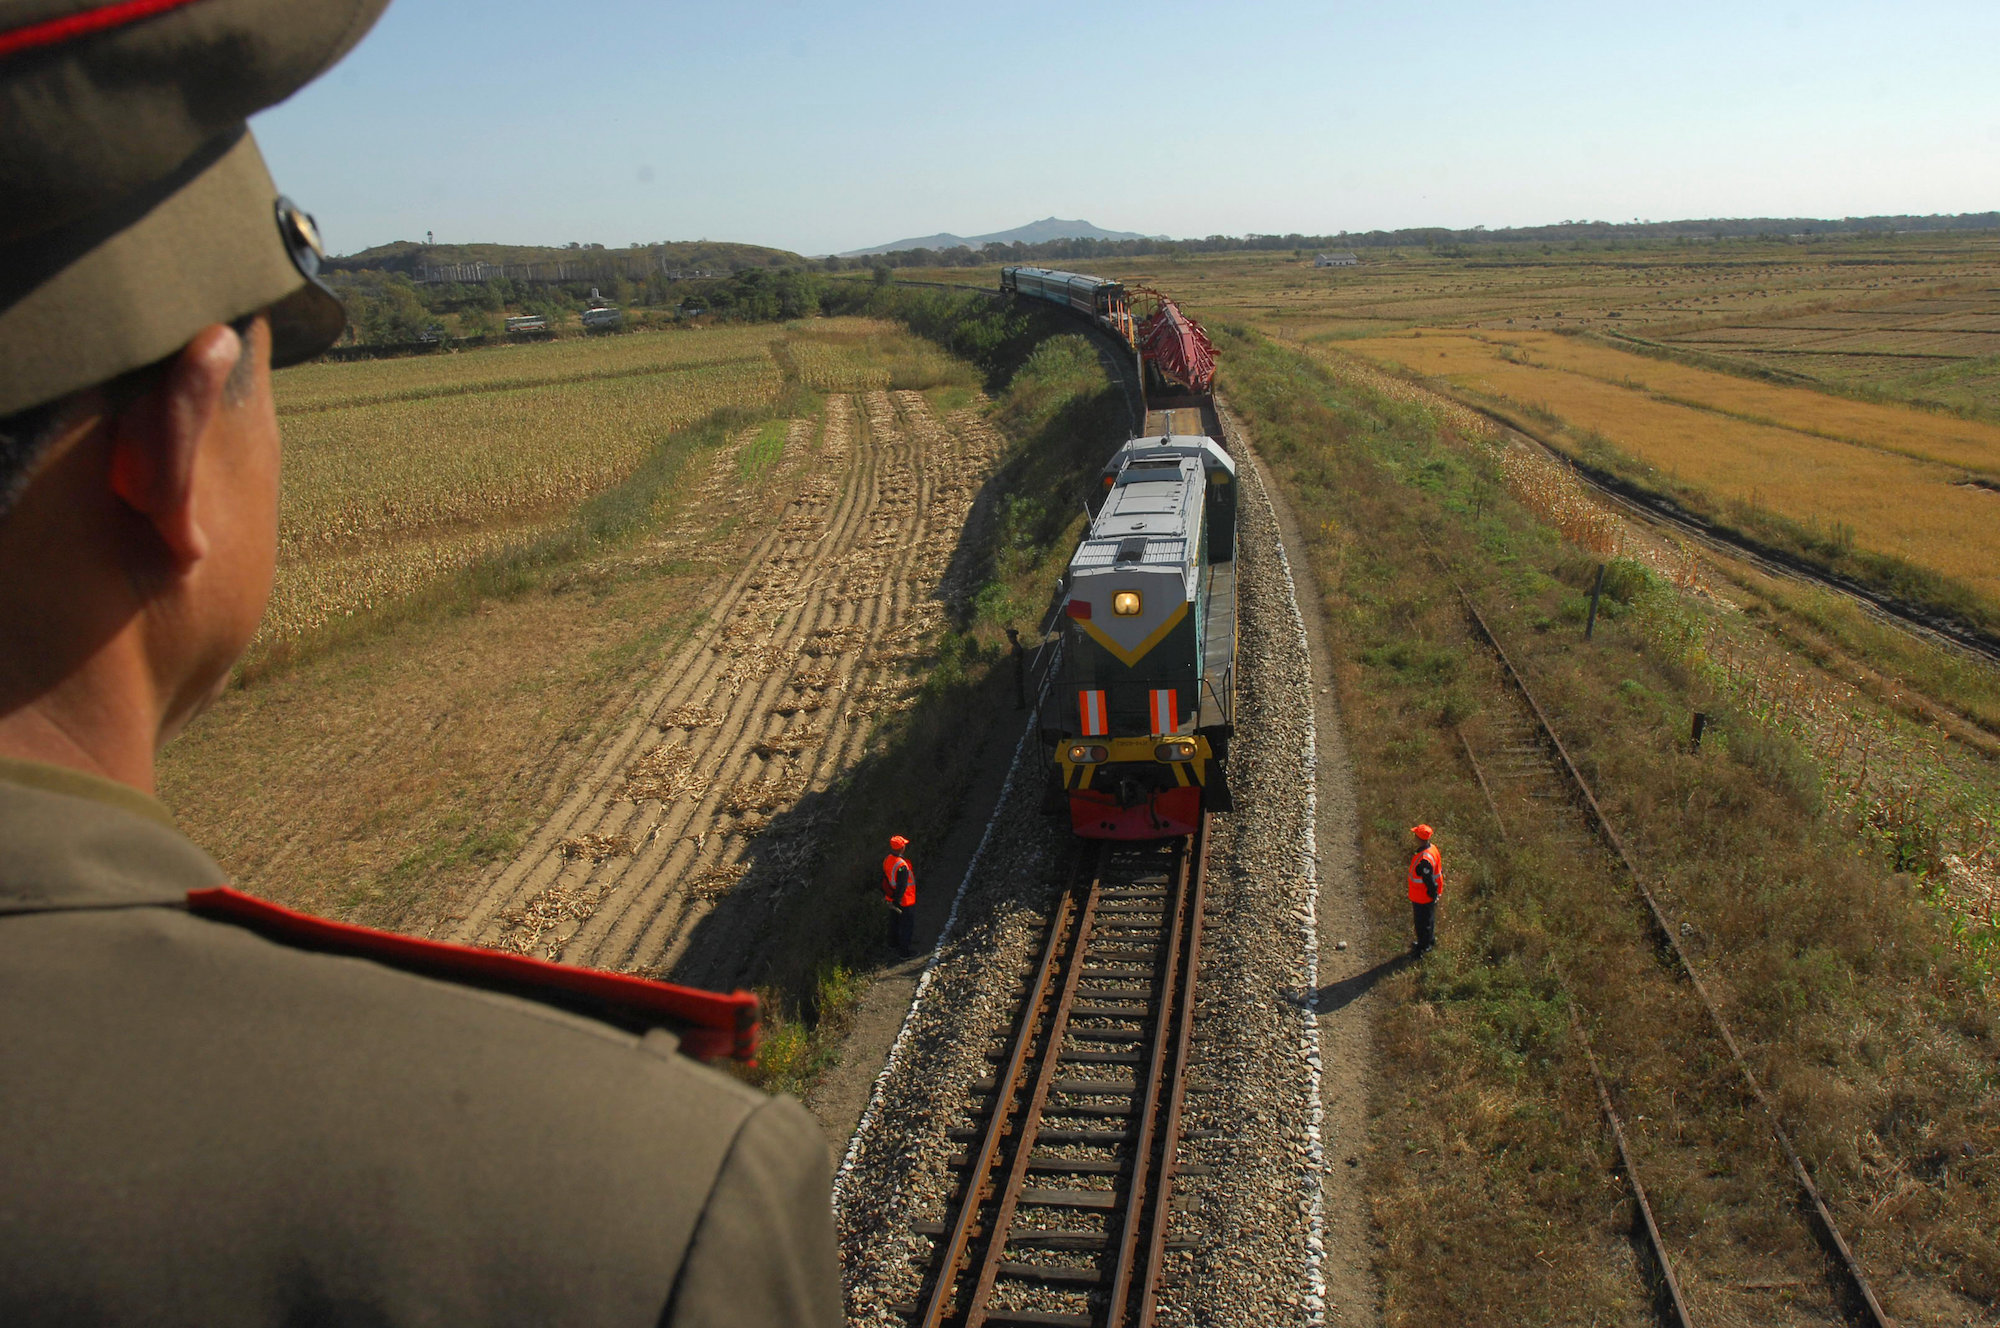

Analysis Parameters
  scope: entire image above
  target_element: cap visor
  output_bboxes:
[0,129,328,414]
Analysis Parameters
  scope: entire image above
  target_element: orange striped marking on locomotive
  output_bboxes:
[1079,689,1108,736]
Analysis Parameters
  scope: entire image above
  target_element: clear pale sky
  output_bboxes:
[249,0,2000,259]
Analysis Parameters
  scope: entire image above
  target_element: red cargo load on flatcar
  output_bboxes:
[1137,298,1216,394]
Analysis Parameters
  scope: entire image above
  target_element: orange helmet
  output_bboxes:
[1410,824,1433,840]
[888,835,909,852]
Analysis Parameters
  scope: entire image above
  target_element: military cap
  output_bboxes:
[0,0,391,416]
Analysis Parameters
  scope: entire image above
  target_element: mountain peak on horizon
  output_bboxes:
[837,217,1154,258]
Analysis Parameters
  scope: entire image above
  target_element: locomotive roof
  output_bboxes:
[1069,454,1202,584]
[1107,433,1235,477]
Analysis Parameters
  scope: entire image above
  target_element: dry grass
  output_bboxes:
[1342,330,2000,604]
[1221,326,2000,1323]
[1349,329,2000,474]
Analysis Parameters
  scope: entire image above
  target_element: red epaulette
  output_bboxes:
[186,887,760,1064]
[0,0,211,59]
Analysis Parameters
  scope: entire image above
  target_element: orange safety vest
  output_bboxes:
[1407,844,1442,904]
[882,854,916,908]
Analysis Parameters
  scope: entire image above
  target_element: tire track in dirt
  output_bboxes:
[444,390,1001,989]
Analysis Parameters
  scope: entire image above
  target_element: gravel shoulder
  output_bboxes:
[1220,400,1381,1327]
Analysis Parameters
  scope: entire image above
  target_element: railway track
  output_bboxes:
[1472,401,2000,669]
[1427,533,1895,1327]
[908,820,1211,1328]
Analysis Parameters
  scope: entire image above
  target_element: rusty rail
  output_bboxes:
[1422,533,1893,1328]
[914,820,1207,1328]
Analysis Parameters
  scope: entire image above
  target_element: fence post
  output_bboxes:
[1690,712,1708,753]
[1585,563,1606,639]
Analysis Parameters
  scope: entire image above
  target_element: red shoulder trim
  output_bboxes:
[185,887,760,1065]
[0,0,209,59]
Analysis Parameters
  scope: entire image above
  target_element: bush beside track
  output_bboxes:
[1217,327,1998,1322]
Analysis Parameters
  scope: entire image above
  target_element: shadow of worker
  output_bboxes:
[1313,952,1413,1014]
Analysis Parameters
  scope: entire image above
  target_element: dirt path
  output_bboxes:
[438,390,1002,987]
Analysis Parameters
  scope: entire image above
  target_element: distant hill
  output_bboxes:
[839,217,1157,258]
[325,239,805,277]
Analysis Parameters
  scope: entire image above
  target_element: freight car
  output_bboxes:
[1041,431,1236,838]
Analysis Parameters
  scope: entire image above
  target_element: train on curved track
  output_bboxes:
[1001,266,1238,840]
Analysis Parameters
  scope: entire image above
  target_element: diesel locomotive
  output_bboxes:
[1003,264,1240,839]
[1039,432,1237,838]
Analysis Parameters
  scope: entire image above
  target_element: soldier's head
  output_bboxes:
[0,0,389,773]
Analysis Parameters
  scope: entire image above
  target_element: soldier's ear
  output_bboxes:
[107,324,243,569]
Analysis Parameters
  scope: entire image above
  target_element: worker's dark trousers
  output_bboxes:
[1411,900,1436,954]
[891,903,916,956]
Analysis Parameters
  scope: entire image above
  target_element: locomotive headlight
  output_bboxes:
[1068,744,1108,764]
[1155,739,1198,762]
[1112,591,1142,616]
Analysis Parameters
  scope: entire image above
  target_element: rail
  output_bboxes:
[913,819,1208,1328]
[1420,530,1893,1328]
[1469,399,2000,668]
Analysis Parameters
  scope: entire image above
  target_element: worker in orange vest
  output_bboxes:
[882,835,917,957]
[1408,825,1443,956]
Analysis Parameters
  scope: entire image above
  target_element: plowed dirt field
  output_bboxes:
[439,388,1002,988]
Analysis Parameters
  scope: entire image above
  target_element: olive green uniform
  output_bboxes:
[0,761,843,1326]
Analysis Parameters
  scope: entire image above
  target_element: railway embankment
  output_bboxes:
[832,389,1368,1327]
[1219,326,1998,1324]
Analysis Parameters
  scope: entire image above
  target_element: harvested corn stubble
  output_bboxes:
[660,703,723,729]
[754,727,824,759]
[558,833,634,861]
[805,626,866,656]
[685,862,750,901]
[620,742,712,804]
[497,882,601,955]
[720,771,806,815]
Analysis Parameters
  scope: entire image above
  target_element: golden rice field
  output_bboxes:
[1337,329,2000,603]
[1355,329,2000,475]
[262,320,927,647]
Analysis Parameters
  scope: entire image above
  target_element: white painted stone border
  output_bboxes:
[1242,446,1330,1327]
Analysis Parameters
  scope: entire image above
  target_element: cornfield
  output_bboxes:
[260,330,789,651]
[782,319,972,393]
